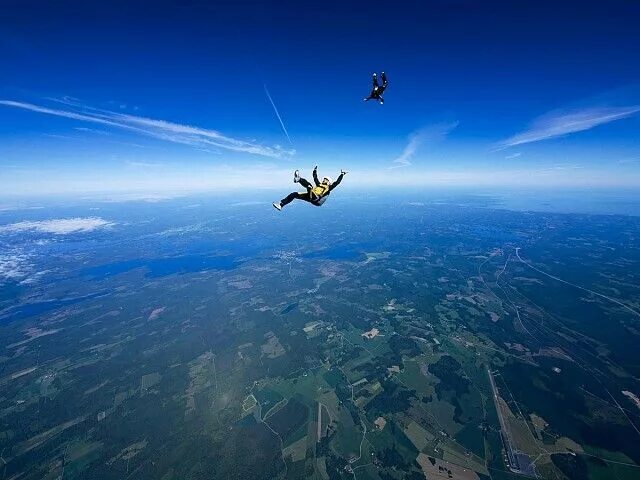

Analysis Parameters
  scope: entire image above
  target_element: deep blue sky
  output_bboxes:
[1,0,640,194]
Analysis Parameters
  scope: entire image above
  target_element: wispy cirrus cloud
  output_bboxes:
[126,161,161,168]
[74,126,111,135]
[617,157,640,165]
[43,133,74,140]
[0,99,295,159]
[390,122,458,169]
[533,163,583,175]
[498,105,640,149]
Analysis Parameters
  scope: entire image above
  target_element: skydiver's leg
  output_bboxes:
[378,78,387,95]
[280,191,312,207]
[377,72,388,97]
[298,177,313,189]
[280,192,303,207]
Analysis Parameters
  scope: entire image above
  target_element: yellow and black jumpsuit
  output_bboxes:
[279,168,345,207]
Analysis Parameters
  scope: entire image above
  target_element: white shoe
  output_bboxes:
[273,202,282,211]
[293,170,300,183]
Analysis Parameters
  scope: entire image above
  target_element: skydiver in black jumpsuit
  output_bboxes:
[363,72,388,104]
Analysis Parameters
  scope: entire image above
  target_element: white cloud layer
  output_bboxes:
[0,248,51,285]
[347,165,640,188]
[499,106,640,148]
[0,252,32,282]
[0,100,294,159]
[0,217,114,235]
[4,158,640,196]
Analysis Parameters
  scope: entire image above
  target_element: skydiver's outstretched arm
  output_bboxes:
[328,171,346,192]
[313,166,321,186]
[372,73,379,88]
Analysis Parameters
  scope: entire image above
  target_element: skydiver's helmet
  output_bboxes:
[322,176,332,185]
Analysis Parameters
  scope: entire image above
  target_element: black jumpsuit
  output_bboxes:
[364,72,388,104]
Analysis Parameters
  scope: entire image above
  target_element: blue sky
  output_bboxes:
[1,0,640,195]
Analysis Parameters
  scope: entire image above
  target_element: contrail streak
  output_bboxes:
[263,84,292,144]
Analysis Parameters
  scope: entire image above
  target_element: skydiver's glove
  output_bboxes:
[341,170,348,175]
[314,165,318,171]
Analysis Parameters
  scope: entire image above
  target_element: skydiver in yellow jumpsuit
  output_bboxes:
[273,166,347,210]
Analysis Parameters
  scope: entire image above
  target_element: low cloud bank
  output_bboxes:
[0,217,114,235]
